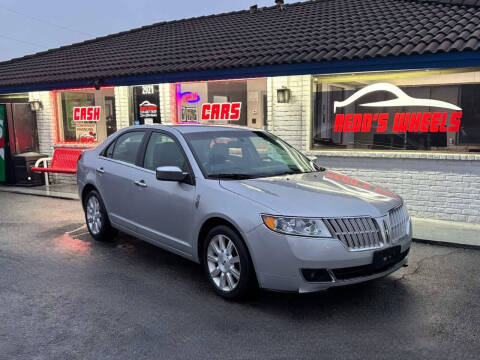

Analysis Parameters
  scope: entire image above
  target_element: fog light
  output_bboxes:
[301,269,332,283]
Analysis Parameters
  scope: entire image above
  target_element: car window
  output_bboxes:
[104,140,115,158]
[184,130,318,178]
[143,132,187,171]
[111,132,145,165]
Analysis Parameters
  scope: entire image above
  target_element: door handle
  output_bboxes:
[96,167,105,174]
[134,180,147,188]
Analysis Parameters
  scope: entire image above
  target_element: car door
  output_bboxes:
[96,130,146,230]
[130,130,196,256]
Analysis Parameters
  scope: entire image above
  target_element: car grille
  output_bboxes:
[323,217,383,251]
[324,205,409,251]
[387,205,409,244]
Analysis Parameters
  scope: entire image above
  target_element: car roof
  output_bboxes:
[130,124,258,134]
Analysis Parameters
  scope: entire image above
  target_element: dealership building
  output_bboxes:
[1,0,480,245]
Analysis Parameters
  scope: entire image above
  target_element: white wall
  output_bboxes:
[267,75,311,152]
[314,155,480,224]
[114,86,131,130]
[29,91,54,156]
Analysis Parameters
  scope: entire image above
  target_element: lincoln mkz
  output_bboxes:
[77,125,412,299]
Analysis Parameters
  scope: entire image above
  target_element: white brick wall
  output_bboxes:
[267,75,311,152]
[29,91,54,156]
[160,83,172,124]
[114,86,130,129]
[312,156,480,224]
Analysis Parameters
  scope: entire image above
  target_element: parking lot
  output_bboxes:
[0,192,479,360]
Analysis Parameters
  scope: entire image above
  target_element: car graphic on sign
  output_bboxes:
[334,83,462,113]
[139,101,158,111]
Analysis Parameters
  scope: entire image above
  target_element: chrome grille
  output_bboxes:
[388,205,409,244]
[324,217,383,251]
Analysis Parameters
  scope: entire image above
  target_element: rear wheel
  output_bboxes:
[202,225,257,300]
[84,190,117,242]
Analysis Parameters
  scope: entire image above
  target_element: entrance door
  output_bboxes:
[105,97,117,137]
[9,103,39,154]
[0,103,39,184]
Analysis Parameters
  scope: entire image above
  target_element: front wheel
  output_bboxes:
[84,190,117,242]
[202,225,257,300]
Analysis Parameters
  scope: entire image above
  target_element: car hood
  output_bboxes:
[219,170,402,218]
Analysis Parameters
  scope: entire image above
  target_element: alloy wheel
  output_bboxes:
[86,196,102,235]
[207,234,241,292]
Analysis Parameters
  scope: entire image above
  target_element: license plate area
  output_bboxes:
[372,246,401,270]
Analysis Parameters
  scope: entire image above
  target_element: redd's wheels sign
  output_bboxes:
[139,101,158,119]
[333,83,463,133]
[201,102,242,121]
[73,106,101,121]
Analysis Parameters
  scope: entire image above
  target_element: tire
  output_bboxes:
[84,190,118,242]
[202,225,257,300]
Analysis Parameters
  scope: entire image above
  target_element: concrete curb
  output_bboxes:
[0,186,78,201]
[411,217,480,248]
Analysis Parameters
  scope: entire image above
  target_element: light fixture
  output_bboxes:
[277,87,291,103]
[29,100,42,111]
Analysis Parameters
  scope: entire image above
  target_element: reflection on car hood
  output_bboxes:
[219,171,402,218]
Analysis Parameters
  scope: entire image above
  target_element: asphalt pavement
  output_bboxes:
[0,192,479,360]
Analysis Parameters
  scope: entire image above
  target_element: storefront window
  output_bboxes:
[312,68,480,152]
[171,79,267,129]
[55,88,116,145]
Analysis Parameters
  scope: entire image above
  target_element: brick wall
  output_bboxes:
[114,86,130,130]
[267,75,311,152]
[29,92,54,156]
[312,155,480,224]
[160,83,172,124]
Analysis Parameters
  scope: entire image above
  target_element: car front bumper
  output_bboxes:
[245,223,412,293]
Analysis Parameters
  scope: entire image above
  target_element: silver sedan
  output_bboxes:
[77,125,412,300]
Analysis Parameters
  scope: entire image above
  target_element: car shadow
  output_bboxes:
[81,230,414,323]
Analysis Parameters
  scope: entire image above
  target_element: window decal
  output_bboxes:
[201,102,242,121]
[332,83,463,134]
[73,106,101,122]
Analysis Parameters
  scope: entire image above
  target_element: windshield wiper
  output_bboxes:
[208,173,257,180]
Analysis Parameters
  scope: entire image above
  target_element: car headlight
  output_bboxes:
[262,215,332,238]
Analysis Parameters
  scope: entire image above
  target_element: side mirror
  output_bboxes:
[156,166,188,183]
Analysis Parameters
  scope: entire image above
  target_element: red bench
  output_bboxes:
[31,148,84,185]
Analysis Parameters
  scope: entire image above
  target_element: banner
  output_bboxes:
[0,105,5,182]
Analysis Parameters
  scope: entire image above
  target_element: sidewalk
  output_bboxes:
[0,184,79,200]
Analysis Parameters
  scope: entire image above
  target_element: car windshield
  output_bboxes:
[183,130,320,179]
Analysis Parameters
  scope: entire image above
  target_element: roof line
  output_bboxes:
[2,50,480,95]
[0,0,320,67]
